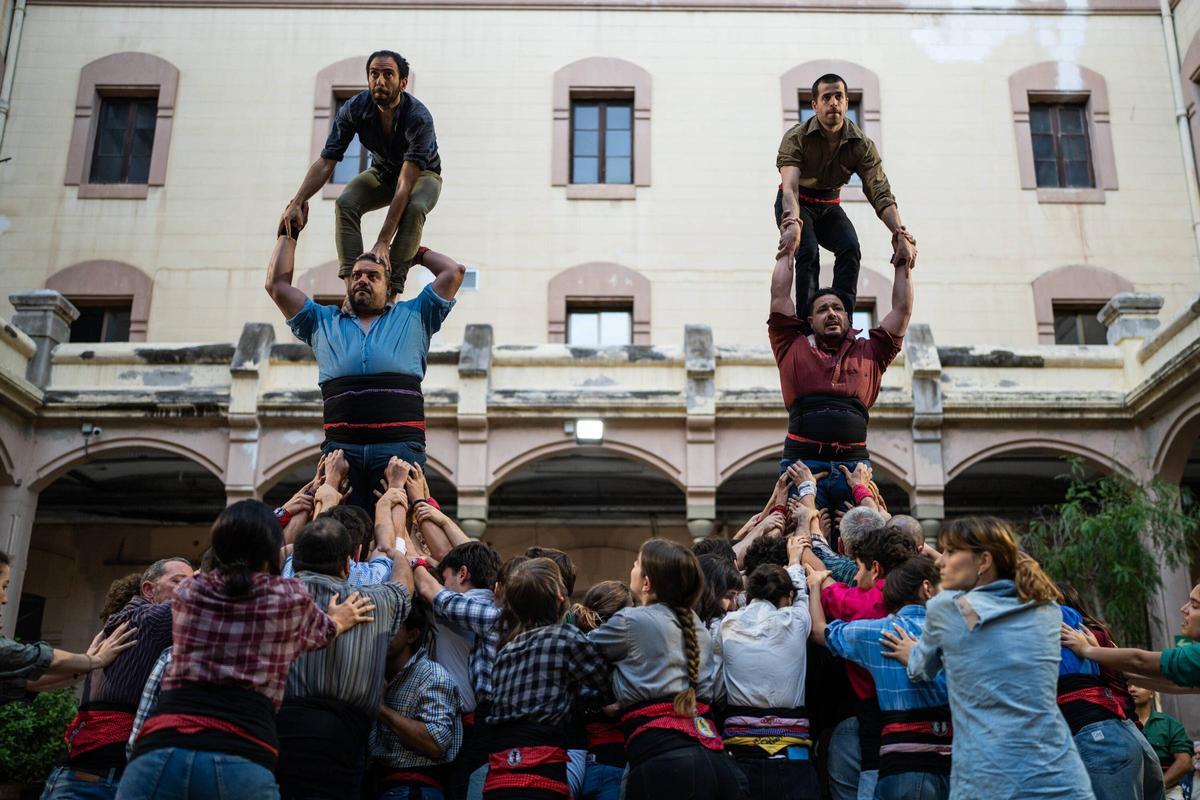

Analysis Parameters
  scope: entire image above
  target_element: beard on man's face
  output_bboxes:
[372,85,399,107]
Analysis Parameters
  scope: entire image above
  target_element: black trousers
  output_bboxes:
[731,752,821,800]
[773,189,861,315]
[625,741,747,800]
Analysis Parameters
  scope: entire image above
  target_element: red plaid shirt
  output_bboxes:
[163,571,337,708]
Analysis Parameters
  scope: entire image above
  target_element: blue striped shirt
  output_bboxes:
[825,604,948,711]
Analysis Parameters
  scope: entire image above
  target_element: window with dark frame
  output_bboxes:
[799,93,863,187]
[566,301,633,347]
[1051,303,1107,345]
[330,94,372,185]
[89,96,157,184]
[68,300,133,343]
[1030,101,1095,189]
[570,98,633,185]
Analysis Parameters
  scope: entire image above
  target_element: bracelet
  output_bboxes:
[852,484,873,504]
[769,505,788,517]
[415,246,430,265]
[274,507,293,528]
[796,481,815,499]
[412,498,428,507]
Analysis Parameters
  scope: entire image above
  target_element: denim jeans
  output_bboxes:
[323,439,427,512]
[780,458,871,521]
[581,762,624,800]
[466,764,486,800]
[874,771,948,800]
[826,716,861,800]
[1074,718,1164,800]
[41,767,120,800]
[378,788,445,800]
[773,189,861,314]
[115,747,280,800]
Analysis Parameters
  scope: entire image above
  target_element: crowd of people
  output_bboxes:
[1,451,1199,800]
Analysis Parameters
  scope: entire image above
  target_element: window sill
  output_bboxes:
[1035,187,1106,204]
[77,183,151,200]
[565,184,636,201]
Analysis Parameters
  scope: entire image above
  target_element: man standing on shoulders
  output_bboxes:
[775,73,915,314]
[265,202,465,510]
[283,49,441,297]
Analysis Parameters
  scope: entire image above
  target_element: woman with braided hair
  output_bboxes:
[588,538,747,800]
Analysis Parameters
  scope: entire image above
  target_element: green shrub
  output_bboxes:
[0,688,75,783]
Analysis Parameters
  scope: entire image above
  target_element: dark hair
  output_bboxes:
[352,253,393,286]
[198,547,217,573]
[210,500,283,597]
[404,598,433,649]
[882,556,940,613]
[746,564,796,607]
[809,287,854,317]
[496,555,531,600]
[692,537,736,563]
[696,554,743,625]
[742,535,788,577]
[853,527,919,579]
[319,505,374,558]
[499,558,567,646]
[938,516,1060,603]
[440,541,501,590]
[293,517,354,576]
[0,550,8,566]
[525,547,576,596]
[366,50,410,79]
[637,539,705,716]
[810,73,847,99]
[570,580,634,633]
[1056,581,1108,631]
[100,572,143,621]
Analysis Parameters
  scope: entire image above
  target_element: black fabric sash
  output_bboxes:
[784,395,870,461]
[133,684,279,771]
[1056,673,1124,736]
[275,696,372,800]
[321,373,425,445]
[878,705,952,778]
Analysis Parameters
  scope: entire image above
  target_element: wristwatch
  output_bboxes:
[409,557,430,571]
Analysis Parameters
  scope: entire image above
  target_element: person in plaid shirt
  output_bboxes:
[116,501,376,800]
[482,558,609,800]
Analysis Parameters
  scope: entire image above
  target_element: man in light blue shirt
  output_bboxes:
[266,203,466,509]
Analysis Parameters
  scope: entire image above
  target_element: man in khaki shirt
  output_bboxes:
[775,73,915,318]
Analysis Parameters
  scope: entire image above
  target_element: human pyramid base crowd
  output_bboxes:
[5,48,1200,800]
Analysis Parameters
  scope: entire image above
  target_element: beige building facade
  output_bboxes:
[0,0,1198,719]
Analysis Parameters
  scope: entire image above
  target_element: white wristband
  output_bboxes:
[394,537,407,557]
[796,481,816,499]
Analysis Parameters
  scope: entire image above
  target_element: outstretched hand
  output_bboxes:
[1060,623,1098,657]
[278,201,309,240]
[91,621,139,667]
[328,591,376,634]
[880,624,919,666]
[839,462,872,491]
[891,230,917,270]
[777,218,802,260]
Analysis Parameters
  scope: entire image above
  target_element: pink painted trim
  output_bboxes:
[1182,34,1200,192]
[65,52,179,197]
[551,57,651,189]
[45,260,154,342]
[1030,264,1132,343]
[546,262,651,344]
[1008,62,1117,196]
[297,260,346,299]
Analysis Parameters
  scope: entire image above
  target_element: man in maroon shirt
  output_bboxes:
[768,230,914,514]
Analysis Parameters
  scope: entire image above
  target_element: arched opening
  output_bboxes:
[26,452,225,651]
[485,451,688,596]
[943,449,1108,524]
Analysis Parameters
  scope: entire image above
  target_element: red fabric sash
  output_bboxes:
[138,713,279,757]
[621,702,724,752]
[384,770,442,790]
[484,746,569,796]
[786,432,867,452]
[1057,686,1127,721]
[323,420,427,432]
[882,720,954,738]
[65,710,135,757]
[796,192,842,205]
[584,721,625,748]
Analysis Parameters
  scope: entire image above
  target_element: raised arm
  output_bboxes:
[1061,625,1164,678]
[284,158,337,227]
[879,260,913,338]
[265,206,311,320]
[770,250,798,318]
[419,248,467,301]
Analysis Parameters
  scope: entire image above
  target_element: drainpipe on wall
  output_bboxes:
[1162,0,1200,273]
[0,0,27,155]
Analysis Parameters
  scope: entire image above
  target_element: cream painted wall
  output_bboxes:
[0,6,1196,350]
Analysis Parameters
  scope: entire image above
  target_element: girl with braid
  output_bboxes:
[588,539,747,800]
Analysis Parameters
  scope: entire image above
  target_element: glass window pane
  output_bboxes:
[1065,160,1093,188]
[69,306,106,343]
[567,312,600,347]
[1032,133,1056,161]
[852,309,873,333]
[846,102,861,126]
[573,130,599,157]
[605,157,631,184]
[97,125,125,157]
[1053,312,1082,345]
[1080,314,1107,345]
[605,129,631,158]
[605,105,631,130]
[573,104,599,130]
[89,156,122,184]
[332,135,364,183]
[1061,135,1089,163]
[1059,106,1085,134]
[1035,160,1060,188]
[102,309,132,343]
[800,106,815,123]
[135,100,157,130]
[131,126,154,158]
[598,311,632,346]
[1030,106,1052,134]
[127,154,151,184]
[572,157,598,184]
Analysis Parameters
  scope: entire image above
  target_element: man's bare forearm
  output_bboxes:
[291,158,336,206]
[778,167,801,224]
[376,182,413,246]
[880,205,905,235]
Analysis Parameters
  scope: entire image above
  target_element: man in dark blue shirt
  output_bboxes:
[284,50,442,296]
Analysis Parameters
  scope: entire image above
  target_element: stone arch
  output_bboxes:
[489,439,685,496]
[1030,265,1133,343]
[945,438,1124,483]
[546,262,651,344]
[718,440,912,495]
[46,260,154,341]
[33,437,224,493]
[1153,399,1200,485]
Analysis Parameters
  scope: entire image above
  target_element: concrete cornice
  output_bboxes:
[24,0,1161,13]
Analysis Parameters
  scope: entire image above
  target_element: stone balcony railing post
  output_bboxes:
[9,290,78,388]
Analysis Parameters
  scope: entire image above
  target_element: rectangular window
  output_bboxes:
[69,301,133,343]
[852,304,875,340]
[331,95,372,184]
[89,96,157,184]
[800,95,862,187]
[1052,304,1107,345]
[570,99,633,184]
[1030,103,1094,189]
[566,304,633,347]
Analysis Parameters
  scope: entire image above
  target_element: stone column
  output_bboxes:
[457,325,492,538]
[0,484,39,638]
[684,325,716,540]
[9,290,78,388]
[226,322,274,502]
[904,324,946,542]
[1099,293,1163,345]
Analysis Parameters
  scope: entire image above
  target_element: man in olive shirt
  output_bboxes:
[775,73,916,315]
